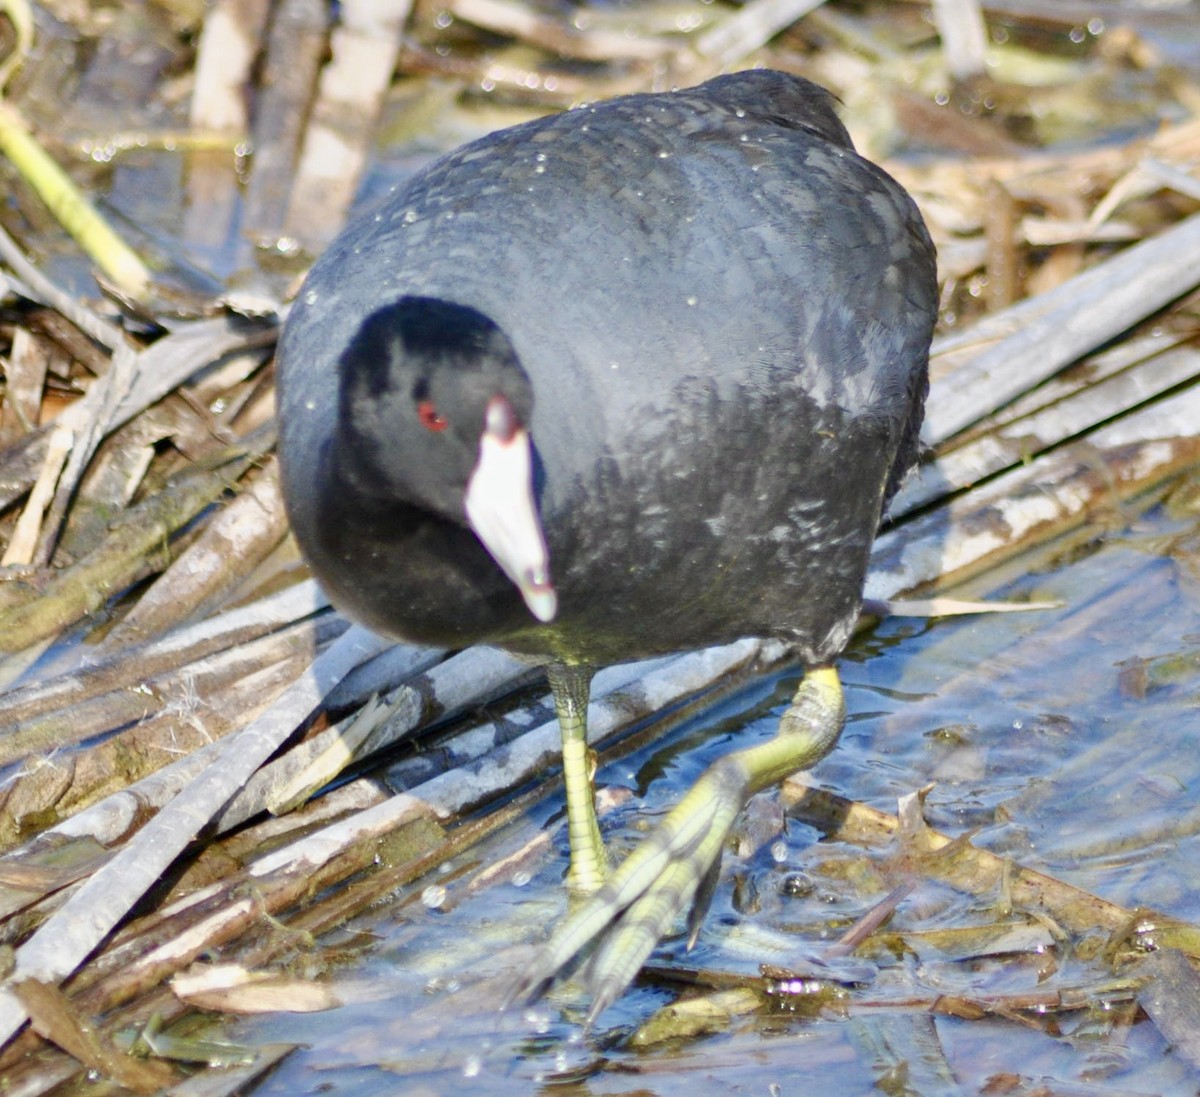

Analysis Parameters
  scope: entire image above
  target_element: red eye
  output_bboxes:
[417,401,448,432]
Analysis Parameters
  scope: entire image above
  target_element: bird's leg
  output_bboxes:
[545,661,608,893]
[512,665,846,1021]
[734,664,846,794]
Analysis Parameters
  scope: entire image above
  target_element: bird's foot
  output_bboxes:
[508,753,750,1025]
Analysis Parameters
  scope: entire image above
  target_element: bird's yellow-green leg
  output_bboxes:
[512,665,846,1021]
[545,661,608,893]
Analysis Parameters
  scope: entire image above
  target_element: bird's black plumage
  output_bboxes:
[279,70,935,664]
[277,69,937,1014]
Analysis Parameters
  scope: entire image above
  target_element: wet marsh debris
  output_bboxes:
[0,0,1193,1089]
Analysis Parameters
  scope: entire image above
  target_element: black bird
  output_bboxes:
[276,70,937,1020]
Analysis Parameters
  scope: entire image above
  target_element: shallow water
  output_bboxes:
[233,474,1200,1095]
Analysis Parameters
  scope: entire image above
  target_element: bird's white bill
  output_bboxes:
[465,424,558,622]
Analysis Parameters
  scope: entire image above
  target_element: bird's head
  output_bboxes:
[337,296,557,623]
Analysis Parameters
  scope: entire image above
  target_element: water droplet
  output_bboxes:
[403,209,418,224]
[770,838,788,862]
[434,10,452,28]
[523,1006,552,1033]
[657,150,670,159]
[535,152,546,162]
[462,1055,482,1078]
[512,870,531,887]
[534,164,545,174]
[780,872,816,897]
[685,296,697,306]
[304,290,318,305]
[735,108,746,118]
[422,884,447,909]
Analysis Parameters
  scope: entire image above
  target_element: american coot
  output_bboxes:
[277,70,937,1021]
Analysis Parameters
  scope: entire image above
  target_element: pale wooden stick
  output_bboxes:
[284,0,412,249]
[1,423,71,567]
[931,0,988,80]
[695,0,829,66]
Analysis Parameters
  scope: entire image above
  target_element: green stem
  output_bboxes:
[0,100,153,303]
